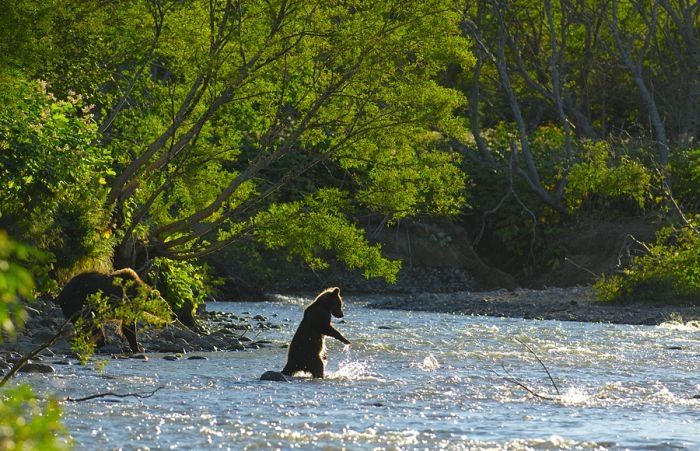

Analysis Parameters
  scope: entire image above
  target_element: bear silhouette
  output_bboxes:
[56,268,147,353]
[281,287,351,378]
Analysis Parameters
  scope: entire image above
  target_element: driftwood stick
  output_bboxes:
[66,385,165,402]
[514,337,560,395]
[493,366,559,401]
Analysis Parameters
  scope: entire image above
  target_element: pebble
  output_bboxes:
[130,354,148,361]
[187,356,208,360]
[163,355,180,361]
[18,363,55,374]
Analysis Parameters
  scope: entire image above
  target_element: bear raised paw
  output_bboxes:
[281,287,351,378]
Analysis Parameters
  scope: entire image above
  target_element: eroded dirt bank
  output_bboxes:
[361,286,700,326]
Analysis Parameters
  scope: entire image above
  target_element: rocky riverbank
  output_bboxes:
[0,297,284,375]
[363,286,700,326]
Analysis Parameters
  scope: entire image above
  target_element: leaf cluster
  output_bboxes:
[71,278,172,363]
[0,76,114,277]
[0,384,68,450]
[595,222,700,305]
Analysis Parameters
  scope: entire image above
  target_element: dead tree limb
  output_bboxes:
[66,386,165,402]
[514,337,560,396]
[491,366,559,401]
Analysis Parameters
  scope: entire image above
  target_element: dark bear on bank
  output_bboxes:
[56,268,147,353]
[282,287,351,378]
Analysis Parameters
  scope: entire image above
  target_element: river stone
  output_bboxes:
[32,329,58,343]
[260,371,289,382]
[156,338,188,353]
[173,328,199,341]
[51,360,71,366]
[187,356,208,360]
[130,354,149,361]
[163,355,180,361]
[18,363,55,374]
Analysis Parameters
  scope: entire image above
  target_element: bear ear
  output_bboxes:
[332,287,340,295]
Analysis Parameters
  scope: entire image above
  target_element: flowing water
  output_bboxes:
[25,295,699,450]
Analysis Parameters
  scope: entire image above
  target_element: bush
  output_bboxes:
[0,76,114,278]
[565,140,652,214]
[594,222,700,305]
[0,232,68,449]
[148,259,214,328]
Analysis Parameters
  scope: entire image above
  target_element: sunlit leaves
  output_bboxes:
[595,222,700,305]
[0,233,39,339]
[0,77,114,275]
[566,140,651,212]
[254,189,401,282]
[0,384,68,450]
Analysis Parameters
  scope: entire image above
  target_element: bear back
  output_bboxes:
[56,269,143,318]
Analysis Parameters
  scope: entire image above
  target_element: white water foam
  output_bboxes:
[409,354,440,371]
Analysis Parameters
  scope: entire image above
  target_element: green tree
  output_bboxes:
[4,1,470,287]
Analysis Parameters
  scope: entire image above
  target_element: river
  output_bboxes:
[27,295,699,449]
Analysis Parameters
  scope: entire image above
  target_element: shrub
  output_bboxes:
[0,76,114,278]
[148,259,213,328]
[594,222,700,305]
[0,233,68,449]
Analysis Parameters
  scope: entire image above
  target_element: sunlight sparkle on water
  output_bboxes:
[22,300,700,450]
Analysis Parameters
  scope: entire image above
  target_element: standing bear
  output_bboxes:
[282,287,351,378]
[56,268,151,353]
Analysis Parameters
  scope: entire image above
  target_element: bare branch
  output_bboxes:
[66,386,165,402]
[514,337,560,395]
[0,313,78,387]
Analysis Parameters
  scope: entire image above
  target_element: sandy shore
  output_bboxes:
[362,286,700,326]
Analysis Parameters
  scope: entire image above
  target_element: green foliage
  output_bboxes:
[0,384,68,450]
[0,76,114,276]
[254,189,401,282]
[71,278,172,363]
[670,147,700,211]
[0,231,43,338]
[595,223,700,305]
[566,140,652,213]
[0,233,68,449]
[148,259,212,323]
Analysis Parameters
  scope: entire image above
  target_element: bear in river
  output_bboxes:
[56,268,148,353]
[281,287,351,378]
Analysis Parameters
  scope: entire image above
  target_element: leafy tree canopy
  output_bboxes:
[2,0,471,283]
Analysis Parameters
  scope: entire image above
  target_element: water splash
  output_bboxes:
[410,354,440,371]
[559,387,592,405]
[658,319,700,331]
[330,360,370,379]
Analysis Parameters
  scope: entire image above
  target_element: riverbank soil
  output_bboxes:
[363,286,700,325]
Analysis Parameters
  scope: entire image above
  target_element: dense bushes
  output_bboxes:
[0,76,114,279]
[595,222,700,305]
